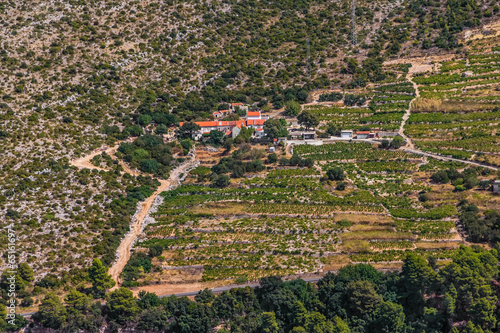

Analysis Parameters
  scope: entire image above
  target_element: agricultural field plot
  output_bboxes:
[127,142,498,285]
[306,82,415,131]
[406,37,500,165]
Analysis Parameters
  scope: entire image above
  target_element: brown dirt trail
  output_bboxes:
[108,159,197,289]
[70,142,198,288]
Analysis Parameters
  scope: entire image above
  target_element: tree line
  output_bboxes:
[2,245,498,332]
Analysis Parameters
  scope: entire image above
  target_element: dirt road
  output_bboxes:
[398,74,419,149]
[70,142,199,288]
[70,145,120,170]
[108,158,197,288]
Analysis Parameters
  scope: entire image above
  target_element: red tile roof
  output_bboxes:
[180,121,218,127]
[356,131,370,134]
[246,119,265,125]
[180,119,264,131]
[247,111,261,117]
[232,103,243,106]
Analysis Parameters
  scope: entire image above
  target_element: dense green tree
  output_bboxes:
[106,287,141,325]
[440,246,498,329]
[297,111,319,129]
[327,167,345,181]
[389,136,405,149]
[140,158,159,173]
[195,288,215,305]
[332,316,350,333]
[293,302,337,333]
[213,291,240,320]
[88,258,115,298]
[259,312,279,333]
[137,306,172,331]
[138,114,152,127]
[18,263,34,283]
[137,291,161,309]
[155,124,168,134]
[344,280,382,317]
[464,176,479,189]
[213,175,230,188]
[34,292,67,329]
[235,127,254,144]
[267,153,277,164]
[285,101,301,117]
[463,321,485,333]
[179,121,201,139]
[326,123,341,136]
[369,301,405,333]
[336,264,381,287]
[209,130,225,146]
[264,119,289,139]
[431,170,450,184]
[0,304,6,331]
[65,289,93,313]
[399,253,437,319]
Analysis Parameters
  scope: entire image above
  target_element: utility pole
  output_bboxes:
[352,0,357,45]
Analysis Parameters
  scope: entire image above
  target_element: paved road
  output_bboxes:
[158,277,324,298]
[18,277,324,317]
[401,147,498,171]
[287,137,498,171]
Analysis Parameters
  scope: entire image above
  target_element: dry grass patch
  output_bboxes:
[322,254,351,271]
[350,224,394,232]
[412,98,500,113]
[474,154,500,167]
[371,262,403,270]
[190,202,249,215]
[466,192,500,211]
[415,241,462,249]
[148,267,204,285]
[342,230,413,241]
[341,240,371,253]
[334,213,394,224]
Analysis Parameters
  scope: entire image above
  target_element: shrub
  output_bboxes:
[327,167,345,181]
[285,101,301,117]
[336,182,347,191]
[389,136,405,149]
[213,175,230,188]
[267,153,277,164]
[431,170,449,184]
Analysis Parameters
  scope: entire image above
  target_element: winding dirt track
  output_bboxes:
[398,73,419,149]
[70,143,198,288]
[70,145,120,170]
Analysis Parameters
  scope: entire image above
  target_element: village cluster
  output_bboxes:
[178,102,398,142]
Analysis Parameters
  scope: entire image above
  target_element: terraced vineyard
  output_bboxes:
[305,81,415,131]
[406,35,500,166]
[129,142,500,284]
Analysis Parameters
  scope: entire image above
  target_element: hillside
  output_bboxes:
[0,0,500,332]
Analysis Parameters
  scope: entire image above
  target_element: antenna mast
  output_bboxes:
[351,0,357,45]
